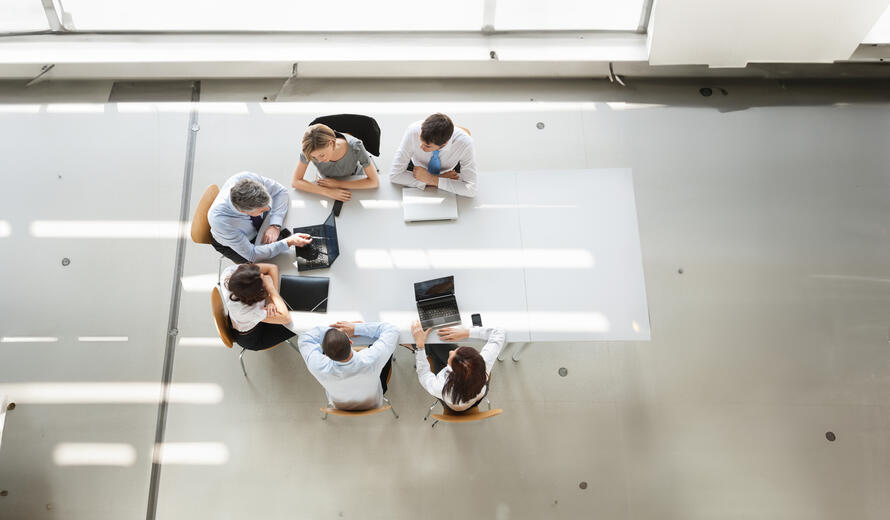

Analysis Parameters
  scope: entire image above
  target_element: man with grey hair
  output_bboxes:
[209,172,311,263]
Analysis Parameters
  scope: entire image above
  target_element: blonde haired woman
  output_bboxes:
[291,123,379,202]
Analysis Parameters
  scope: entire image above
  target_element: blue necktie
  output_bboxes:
[428,150,441,175]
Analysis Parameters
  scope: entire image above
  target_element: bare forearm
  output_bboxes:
[293,178,330,196]
[333,176,378,189]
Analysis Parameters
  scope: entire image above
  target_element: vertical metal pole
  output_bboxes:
[145,81,201,520]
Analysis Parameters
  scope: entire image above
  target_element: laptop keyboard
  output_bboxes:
[296,245,330,270]
[420,303,455,321]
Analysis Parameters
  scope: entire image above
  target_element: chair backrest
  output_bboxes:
[432,407,503,423]
[319,405,392,417]
[309,114,381,157]
[191,184,220,244]
[210,286,235,349]
[457,125,471,136]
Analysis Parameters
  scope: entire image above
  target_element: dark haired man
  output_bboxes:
[389,113,478,197]
[297,320,398,410]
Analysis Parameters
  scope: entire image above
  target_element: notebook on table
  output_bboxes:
[402,187,458,222]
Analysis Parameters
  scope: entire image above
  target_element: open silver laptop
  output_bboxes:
[402,187,458,222]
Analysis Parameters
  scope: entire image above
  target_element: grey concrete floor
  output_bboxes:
[0,78,888,520]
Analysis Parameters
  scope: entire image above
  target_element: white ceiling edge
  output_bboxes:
[648,0,890,67]
[0,32,647,65]
[863,3,890,43]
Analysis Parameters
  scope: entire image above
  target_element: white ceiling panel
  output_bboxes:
[648,0,890,67]
[0,0,49,32]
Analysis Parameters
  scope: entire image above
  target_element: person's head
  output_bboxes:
[322,328,352,361]
[420,113,454,152]
[225,263,267,306]
[230,178,271,217]
[302,124,338,163]
[442,346,487,403]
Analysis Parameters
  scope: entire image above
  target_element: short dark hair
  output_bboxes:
[420,113,454,146]
[225,264,267,306]
[322,328,351,361]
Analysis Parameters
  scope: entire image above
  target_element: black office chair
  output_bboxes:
[309,114,381,157]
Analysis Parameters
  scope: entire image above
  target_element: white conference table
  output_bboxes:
[273,168,651,345]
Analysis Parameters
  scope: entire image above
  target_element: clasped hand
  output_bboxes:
[316,178,352,201]
[330,320,362,337]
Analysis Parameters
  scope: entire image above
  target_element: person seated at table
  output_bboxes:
[389,113,477,198]
[291,123,380,202]
[297,320,398,411]
[209,172,311,264]
[406,321,505,412]
[220,262,295,350]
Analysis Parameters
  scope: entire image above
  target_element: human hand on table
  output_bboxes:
[437,327,469,342]
[439,170,459,180]
[412,167,437,186]
[261,225,281,244]
[331,320,362,337]
[316,178,342,189]
[324,187,351,201]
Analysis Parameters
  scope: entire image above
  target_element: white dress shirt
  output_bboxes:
[414,326,506,411]
[297,322,399,410]
[218,265,267,331]
[389,120,478,197]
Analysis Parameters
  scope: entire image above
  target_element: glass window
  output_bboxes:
[495,0,645,31]
[0,0,50,32]
[61,0,482,31]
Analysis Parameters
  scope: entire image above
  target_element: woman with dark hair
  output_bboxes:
[407,320,506,412]
[219,262,295,350]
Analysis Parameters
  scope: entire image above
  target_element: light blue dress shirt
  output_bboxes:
[297,322,399,410]
[208,172,291,263]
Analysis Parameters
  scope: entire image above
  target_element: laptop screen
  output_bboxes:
[414,276,454,301]
[323,210,339,261]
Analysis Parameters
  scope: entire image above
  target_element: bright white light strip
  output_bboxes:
[290,200,306,209]
[354,249,594,269]
[178,337,226,347]
[359,200,401,209]
[181,273,219,293]
[605,102,667,111]
[1,337,59,343]
[198,102,249,114]
[0,220,10,237]
[45,104,106,113]
[115,103,194,113]
[154,442,229,465]
[30,220,187,239]
[0,105,40,113]
[376,311,610,332]
[289,311,365,332]
[527,312,610,332]
[403,195,445,205]
[260,101,597,115]
[473,204,577,209]
[54,443,136,467]
[77,336,129,342]
[0,382,223,404]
